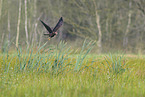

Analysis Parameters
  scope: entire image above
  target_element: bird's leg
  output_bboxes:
[48,37,50,40]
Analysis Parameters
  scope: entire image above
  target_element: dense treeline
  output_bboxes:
[0,0,145,54]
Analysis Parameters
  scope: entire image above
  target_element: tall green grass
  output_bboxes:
[74,40,96,71]
[1,40,97,74]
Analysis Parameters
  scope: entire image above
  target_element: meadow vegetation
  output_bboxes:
[0,41,145,97]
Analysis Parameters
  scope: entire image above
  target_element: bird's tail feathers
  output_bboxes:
[44,33,50,35]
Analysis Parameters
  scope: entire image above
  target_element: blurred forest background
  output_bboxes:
[0,0,145,54]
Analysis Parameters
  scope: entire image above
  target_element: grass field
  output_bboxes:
[0,41,145,97]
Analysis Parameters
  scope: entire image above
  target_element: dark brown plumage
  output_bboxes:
[40,17,63,38]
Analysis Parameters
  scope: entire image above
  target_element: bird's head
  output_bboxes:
[54,32,58,35]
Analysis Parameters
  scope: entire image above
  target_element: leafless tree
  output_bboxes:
[25,0,29,48]
[16,0,22,48]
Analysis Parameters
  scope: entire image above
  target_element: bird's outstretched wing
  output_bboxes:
[53,17,63,32]
[40,20,53,33]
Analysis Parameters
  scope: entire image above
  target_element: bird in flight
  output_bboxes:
[40,17,63,40]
